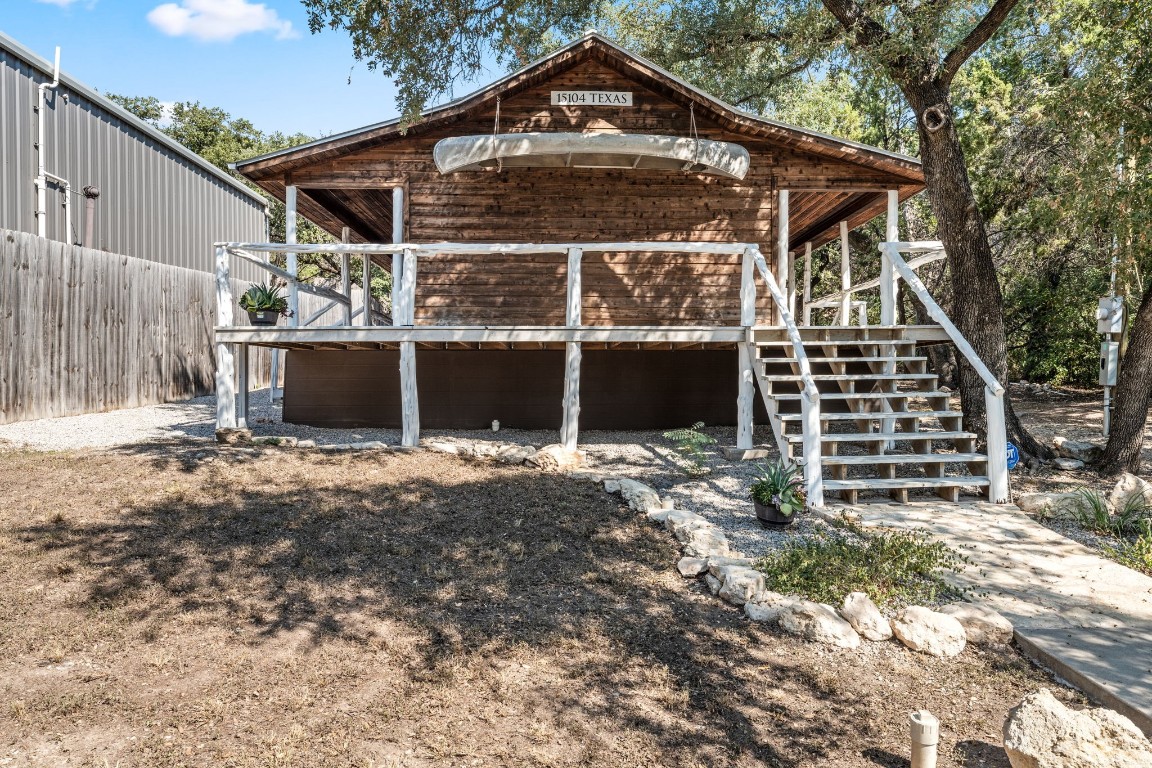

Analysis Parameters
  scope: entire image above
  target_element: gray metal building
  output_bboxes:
[0,31,268,271]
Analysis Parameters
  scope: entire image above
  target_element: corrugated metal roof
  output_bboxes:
[0,30,267,205]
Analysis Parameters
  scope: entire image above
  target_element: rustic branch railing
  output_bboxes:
[751,248,824,509]
[882,243,1009,503]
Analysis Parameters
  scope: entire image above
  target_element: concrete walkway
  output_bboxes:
[821,501,1152,735]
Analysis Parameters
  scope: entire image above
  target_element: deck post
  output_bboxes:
[340,227,352,325]
[561,247,583,450]
[777,190,789,325]
[739,247,756,326]
[285,185,299,325]
[401,248,417,325]
[880,189,899,325]
[363,254,373,326]
[236,343,249,429]
[801,241,813,325]
[985,387,1009,503]
[214,245,236,430]
[839,221,852,324]
[400,342,419,447]
[737,342,755,450]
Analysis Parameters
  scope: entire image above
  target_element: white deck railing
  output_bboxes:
[882,243,1009,503]
[806,241,947,326]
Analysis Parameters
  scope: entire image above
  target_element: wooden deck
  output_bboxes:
[213,324,952,351]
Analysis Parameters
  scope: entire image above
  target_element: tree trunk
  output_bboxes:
[902,82,1048,458]
[1097,281,1152,474]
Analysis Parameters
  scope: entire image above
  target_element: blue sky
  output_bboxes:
[3,0,493,138]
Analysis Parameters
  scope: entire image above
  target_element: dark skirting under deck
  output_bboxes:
[283,349,768,429]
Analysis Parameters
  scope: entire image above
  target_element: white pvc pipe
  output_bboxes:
[35,47,61,239]
[910,710,939,768]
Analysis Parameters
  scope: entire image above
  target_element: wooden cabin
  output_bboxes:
[217,33,1010,506]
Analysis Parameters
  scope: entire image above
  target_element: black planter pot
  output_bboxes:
[754,500,796,528]
[247,310,281,326]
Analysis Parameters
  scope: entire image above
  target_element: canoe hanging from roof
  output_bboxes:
[433,132,751,180]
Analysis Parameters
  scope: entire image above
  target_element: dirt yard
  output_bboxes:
[0,444,1078,768]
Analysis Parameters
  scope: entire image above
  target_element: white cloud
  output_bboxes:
[147,0,298,43]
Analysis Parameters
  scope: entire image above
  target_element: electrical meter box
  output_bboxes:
[1100,341,1120,386]
[1098,296,1125,334]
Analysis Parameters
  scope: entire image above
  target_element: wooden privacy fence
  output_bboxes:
[0,229,286,424]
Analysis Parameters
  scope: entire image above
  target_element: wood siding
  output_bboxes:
[283,348,768,429]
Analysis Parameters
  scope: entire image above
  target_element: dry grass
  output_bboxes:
[0,444,1074,767]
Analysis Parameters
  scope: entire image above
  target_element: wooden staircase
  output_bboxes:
[751,326,992,504]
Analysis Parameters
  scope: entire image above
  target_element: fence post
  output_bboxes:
[214,245,236,431]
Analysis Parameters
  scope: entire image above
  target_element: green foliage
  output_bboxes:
[750,459,805,517]
[1072,489,1152,538]
[662,422,716,476]
[1106,522,1152,577]
[755,520,968,609]
[238,282,290,315]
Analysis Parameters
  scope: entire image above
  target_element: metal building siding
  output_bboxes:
[0,38,267,275]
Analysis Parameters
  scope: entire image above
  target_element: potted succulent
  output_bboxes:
[238,281,292,325]
[750,459,806,527]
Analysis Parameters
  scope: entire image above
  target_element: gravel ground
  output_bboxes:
[0,391,819,560]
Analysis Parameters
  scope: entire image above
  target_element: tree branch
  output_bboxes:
[940,0,1022,84]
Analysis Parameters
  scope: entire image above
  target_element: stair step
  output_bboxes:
[822,453,987,465]
[764,373,936,382]
[786,431,976,443]
[774,391,953,401]
[779,410,963,422]
[823,477,990,491]
[763,356,926,364]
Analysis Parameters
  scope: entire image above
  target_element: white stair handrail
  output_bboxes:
[883,243,1009,503]
[751,248,824,508]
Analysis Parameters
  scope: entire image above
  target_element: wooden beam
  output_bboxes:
[214,245,236,430]
[737,343,755,449]
[777,190,789,326]
[285,185,299,326]
[740,247,756,326]
[560,341,581,450]
[802,242,813,325]
[218,241,751,256]
[215,325,749,345]
[401,248,417,325]
[236,343,249,429]
[881,189,899,325]
[839,222,852,324]
[340,227,352,326]
[400,341,419,447]
[566,247,582,327]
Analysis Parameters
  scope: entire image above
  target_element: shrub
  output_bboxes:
[754,520,968,609]
[1107,521,1152,577]
[662,423,716,476]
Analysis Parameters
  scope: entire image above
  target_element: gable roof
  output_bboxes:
[233,32,923,184]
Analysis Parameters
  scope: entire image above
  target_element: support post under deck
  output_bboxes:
[561,247,583,450]
[214,244,236,430]
[236,343,249,429]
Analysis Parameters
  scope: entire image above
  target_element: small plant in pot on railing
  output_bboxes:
[750,459,807,528]
[239,281,293,326]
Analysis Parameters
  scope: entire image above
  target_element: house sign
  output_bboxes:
[551,90,633,106]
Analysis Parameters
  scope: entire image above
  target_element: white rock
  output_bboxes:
[706,556,755,578]
[494,444,536,464]
[715,566,766,606]
[840,592,892,641]
[603,479,621,494]
[1017,492,1085,517]
[251,435,298,447]
[1004,688,1152,768]
[677,557,708,577]
[939,602,1014,645]
[616,478,662,514]
[778,600,861,649]
[683,528,730,558]
[1109,473,1152,513]
[1053,436,1102,463]
[892,606,966,657]
[664,511,711,539]
[296,439,316,449]
[704,573,723,596]
[645,508,673,524]
[526,444,585,471]
[421,440,458,454]
[745,591,793,623]
[1052,457,1085,471]
[350,441,387,450]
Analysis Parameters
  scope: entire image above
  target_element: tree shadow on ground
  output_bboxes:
[11,450,877,766]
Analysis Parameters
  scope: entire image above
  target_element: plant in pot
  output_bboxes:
[238,281,292,326]
[750,459,807,528]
